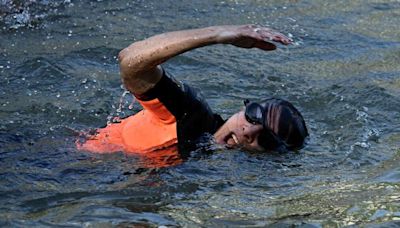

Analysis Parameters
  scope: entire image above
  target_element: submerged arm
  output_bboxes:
[118,25,292,94]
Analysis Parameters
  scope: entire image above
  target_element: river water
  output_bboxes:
[0,0,399,227]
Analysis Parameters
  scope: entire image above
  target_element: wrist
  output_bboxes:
[212,25,239,45]
[199,26,226,45]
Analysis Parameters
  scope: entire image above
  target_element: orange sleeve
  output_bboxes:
[76,97,178,154]
[136,98,176,124]
[121,98,178,153]
[75,120,127,153]
[77,70,189,154]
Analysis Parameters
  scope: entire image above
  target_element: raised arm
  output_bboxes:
[118,25,292,95]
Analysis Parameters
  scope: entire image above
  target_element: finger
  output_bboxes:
[273,34,292,45]
[257,29,293,45]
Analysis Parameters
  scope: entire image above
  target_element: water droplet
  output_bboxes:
[356,110,368,121]
[354,142,369,148]
[293,41,302,46]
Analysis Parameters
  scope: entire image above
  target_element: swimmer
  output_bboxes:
[77,25,308,154]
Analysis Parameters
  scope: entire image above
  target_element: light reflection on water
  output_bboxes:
[0,0,399,227]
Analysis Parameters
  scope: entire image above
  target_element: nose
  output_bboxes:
[241,125,258,144]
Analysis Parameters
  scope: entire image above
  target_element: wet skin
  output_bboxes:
[214,110,265,151]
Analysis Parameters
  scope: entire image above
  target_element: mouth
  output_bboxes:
[225,133,239,148]
[232,134,239,144]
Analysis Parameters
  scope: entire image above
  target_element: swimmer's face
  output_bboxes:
[214,110,266,151]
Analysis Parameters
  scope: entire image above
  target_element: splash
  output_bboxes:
[106,87,137,125]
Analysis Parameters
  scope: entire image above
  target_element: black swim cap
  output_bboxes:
[258,98,308,151]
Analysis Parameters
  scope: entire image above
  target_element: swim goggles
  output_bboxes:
[243,99,289,151]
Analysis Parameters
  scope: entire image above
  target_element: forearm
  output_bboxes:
[120,27,220,70]
[118,26,222,94]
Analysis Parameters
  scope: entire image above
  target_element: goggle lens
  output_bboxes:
[244,99,288,151]
[244,100,264,125]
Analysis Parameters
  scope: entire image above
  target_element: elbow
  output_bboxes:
[118,50,145,90]
[118,46,144,73]
[118,51,129,80]
[118,48,139,79]
[118,54,135,85]
[118,47,132,70]
[118,47,129,63]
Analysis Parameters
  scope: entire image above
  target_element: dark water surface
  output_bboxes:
[1,0,399,227]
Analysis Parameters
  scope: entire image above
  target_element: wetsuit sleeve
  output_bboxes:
[134,69,190,121]
[134,69,224,146]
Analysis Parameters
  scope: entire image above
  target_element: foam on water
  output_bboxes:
[0,0,73,30]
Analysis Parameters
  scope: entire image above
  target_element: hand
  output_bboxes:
[216,24,292,51]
